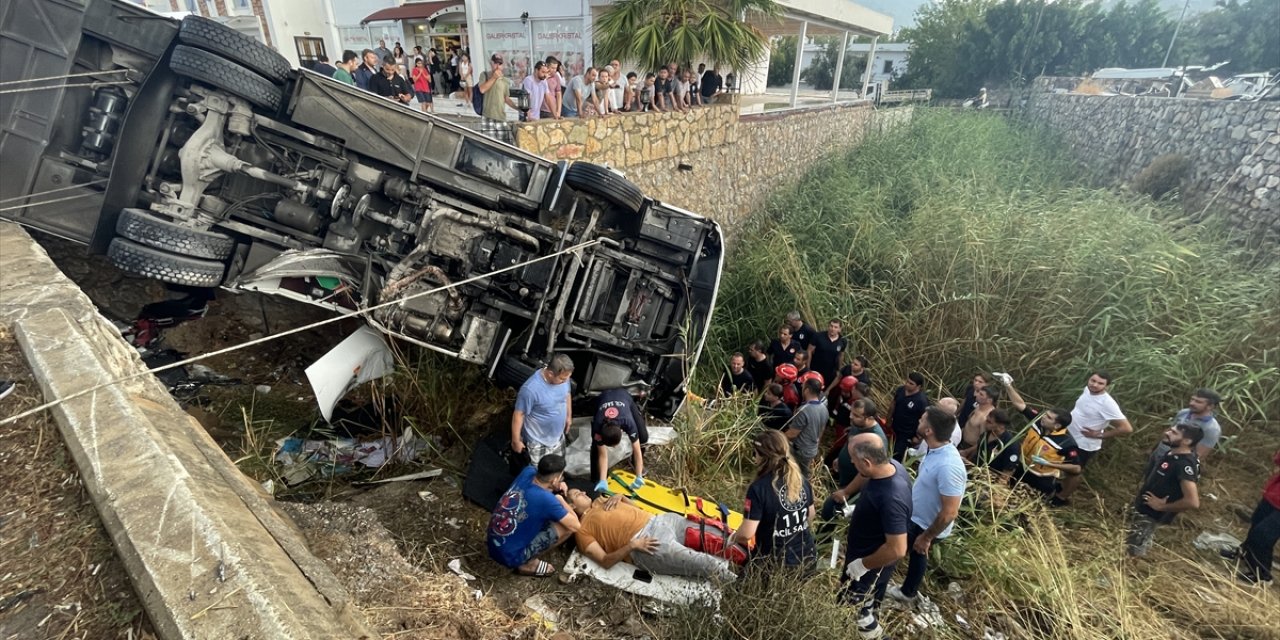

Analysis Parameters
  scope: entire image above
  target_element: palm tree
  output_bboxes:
[593,0,782,73]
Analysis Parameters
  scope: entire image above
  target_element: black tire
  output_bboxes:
[108,237,227,288]
[170,45,282,111]
[116,208,236,260]
[178,15,291,84]
[565,162,645,215]
[494,356,537,390]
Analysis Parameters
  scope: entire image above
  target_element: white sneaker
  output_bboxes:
[886,584,918,605]
[856,613,883,639]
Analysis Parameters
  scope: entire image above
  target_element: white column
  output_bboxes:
[831,31,849,102]
[860,35,878,99]
[789,20,807,107]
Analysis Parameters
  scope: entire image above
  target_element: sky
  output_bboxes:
[867,0,1219,35]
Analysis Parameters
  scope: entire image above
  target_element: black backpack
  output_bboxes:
[472,72,485,116]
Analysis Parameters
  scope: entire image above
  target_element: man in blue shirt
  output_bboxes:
[487,454,580,576]
[511,354,574,466]
[886,407,968,605]
[838,433,912,640]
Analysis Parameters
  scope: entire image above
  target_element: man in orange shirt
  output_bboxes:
[567,490,735,581]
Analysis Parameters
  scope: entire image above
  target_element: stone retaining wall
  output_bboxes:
[1025,93,1280,241]
[515,102,914,236]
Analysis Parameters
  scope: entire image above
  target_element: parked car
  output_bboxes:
[0,1,723,419]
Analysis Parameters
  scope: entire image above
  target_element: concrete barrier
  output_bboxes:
[0,222,375,639]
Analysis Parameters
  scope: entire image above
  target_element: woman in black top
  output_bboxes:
[729,430,816,574]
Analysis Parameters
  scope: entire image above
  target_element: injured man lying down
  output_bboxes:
[568,489,736,582]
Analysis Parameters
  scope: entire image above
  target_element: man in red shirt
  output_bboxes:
[1224,448,1280,584]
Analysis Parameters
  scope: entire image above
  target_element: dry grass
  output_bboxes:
[0,330,153,640]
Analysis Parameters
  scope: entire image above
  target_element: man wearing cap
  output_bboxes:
[590,388,648,494]
[478,54,518,143]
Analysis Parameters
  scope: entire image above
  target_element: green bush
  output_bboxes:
[700,109,1280,429]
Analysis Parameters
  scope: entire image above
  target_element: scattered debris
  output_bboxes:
[447,559,476,581]
[983,628,1008,640]
[255,385,272,395]
[304,326,395,422]
[523,594,560,631]
[418,490,438,503]
[1193,531,1242,553]
[443,517,462,529]
[352,468,442,486]
[273,428,426,484]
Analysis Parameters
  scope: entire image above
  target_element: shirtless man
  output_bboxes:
[960,385,1000,448]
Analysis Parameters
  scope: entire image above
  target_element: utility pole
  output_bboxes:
[1162,0,1192,68]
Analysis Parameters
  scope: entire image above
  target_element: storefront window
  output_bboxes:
[481,20,531,83]
[531,18,585,77]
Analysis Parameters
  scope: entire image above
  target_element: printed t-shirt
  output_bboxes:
[487,466,567,567]
[890,386,929,437]
[591,388,642,445]
[1136,451,1200,523]
[1069,388,1126,452]
[515,369,570,446]
[745,474,815,566]
[845,459,912,560]
[576,500,651,556]
[790,323,819,350]
[910,444,967,538]
[767,339,798,366]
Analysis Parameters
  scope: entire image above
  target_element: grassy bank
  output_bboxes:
[660,109,1280,639]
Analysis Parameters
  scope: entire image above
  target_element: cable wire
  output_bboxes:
[0,238,603,427]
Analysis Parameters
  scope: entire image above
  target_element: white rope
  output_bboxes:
[0,192,101,213]
[0,80,134,95]
[0,69,130,86]
[0,238,603,426]
[0,179,109,205]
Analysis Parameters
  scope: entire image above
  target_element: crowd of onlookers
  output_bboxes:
[307,40,735,145]
[310,39,472,114]
[488,308,1277,639]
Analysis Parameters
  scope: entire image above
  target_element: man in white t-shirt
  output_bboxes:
[1056,370,1132,505]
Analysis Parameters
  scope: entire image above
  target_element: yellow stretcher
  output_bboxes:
[606,469,746,530]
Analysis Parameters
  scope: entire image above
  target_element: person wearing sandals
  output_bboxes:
[487,454,580,577]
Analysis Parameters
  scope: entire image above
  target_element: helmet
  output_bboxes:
[774,363,798,383]
[840,375,857,392]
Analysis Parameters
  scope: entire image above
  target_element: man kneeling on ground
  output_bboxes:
[487,454,580,577]
[568,490,736,581]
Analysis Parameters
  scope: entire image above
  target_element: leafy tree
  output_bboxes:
[767,36,797,86]
[800,36,866,90]
[895,0,1181,98]
[1179,0,1280,74]
[594,0,781,73]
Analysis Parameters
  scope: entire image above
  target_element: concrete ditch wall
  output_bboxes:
[0,222,374,640]
[1025,91,1280,241]
[516,102,915,236]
